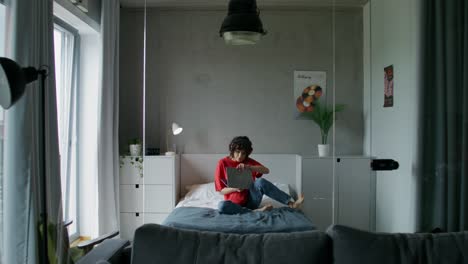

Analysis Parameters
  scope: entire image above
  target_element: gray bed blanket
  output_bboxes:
[162,206,315,233]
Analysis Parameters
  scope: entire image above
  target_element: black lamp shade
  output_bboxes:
[219,0,266,36]
[0,57,39,109]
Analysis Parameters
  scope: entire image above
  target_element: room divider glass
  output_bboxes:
[119,0,423,236]
[118,0,350,236]
[332,0,427,233]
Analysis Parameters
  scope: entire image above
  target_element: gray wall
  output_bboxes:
[364,0,421,232]
[119,9,144,154]
[120,8,364,156]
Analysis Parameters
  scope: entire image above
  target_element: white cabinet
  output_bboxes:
[119,155,180,240]
[302,157,333,231]
[302,156,375,231]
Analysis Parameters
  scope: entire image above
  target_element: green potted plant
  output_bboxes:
[119,155,144,178]
[129,138,142,156]
[300,102,345,157]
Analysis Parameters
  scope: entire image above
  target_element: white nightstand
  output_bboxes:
[119,155,180,240]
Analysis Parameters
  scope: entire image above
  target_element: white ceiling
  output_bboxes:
[120,0,369,8]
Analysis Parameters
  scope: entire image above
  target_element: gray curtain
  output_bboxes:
[97,0,120,236]
[420,0,468,232]
[1,0,68,263]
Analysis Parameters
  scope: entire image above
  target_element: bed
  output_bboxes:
[161,154,315,233]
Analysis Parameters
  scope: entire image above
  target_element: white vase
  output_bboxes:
[129,144,142,156]
[318,144,330,157]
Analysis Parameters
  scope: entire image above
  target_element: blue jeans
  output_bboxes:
[218,178,292,214]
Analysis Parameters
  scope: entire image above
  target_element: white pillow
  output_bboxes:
[179,181,291,209]
[176,182,224,209]
[184,182,223,201]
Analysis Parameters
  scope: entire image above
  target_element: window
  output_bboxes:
[53,20,79,240]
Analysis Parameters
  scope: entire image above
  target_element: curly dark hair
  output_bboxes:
[229,136,253,158]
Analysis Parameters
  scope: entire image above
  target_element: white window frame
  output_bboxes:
[53,17,80,241]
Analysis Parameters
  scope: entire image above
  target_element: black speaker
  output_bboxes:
[371,159,399,171]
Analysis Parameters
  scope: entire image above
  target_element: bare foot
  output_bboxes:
[254,204,273,212]
[289,194,305,209]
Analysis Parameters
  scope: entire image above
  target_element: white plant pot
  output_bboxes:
[129,144,142,156]
[318,144,330,157]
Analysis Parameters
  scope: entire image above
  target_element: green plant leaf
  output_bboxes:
[298,102,346,144]
[129,138,142,145]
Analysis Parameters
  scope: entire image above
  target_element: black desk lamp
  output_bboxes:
[0,57,47,108]
[0,57,49,263]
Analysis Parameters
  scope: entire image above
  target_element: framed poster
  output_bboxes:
[294,71,326,119]
[384,65,394,107]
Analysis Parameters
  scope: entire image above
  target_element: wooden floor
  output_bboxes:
[70,236,91,248]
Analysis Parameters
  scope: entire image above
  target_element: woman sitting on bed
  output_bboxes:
[214,136,304,214]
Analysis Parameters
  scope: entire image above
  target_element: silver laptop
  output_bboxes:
[226,167,253,189]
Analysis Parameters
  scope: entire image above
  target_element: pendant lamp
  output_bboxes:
[219,0,267,45]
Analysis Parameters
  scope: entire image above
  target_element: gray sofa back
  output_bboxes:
[131,224,468,264]
[132,224,331,264]
[327,225,468,264]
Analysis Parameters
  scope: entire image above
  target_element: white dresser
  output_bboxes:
[119,155,180,240]
[302,156,376,231]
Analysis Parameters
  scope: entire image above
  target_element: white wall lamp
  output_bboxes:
[165,122,183,156]
[219,0,267,45]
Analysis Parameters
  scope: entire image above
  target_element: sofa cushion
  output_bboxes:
[327,225,468,264]
[132,224,331,264]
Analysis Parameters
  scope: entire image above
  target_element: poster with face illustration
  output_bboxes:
[293,71,326,119]
[384,65,394,107]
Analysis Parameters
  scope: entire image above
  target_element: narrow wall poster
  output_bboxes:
[384,65,394,107]
[294,71,326,119]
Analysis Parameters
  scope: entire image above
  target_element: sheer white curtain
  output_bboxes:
[97,0,121,235]
[1,0,67,263]
[54,23,79,238]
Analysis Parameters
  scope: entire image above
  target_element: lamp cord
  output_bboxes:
[166,128,170,153]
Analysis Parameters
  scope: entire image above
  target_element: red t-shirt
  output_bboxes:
[214,156,263,206]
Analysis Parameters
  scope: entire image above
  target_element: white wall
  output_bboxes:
[364,0,421,232]
[78,34,100,238]
[120,8,365,156]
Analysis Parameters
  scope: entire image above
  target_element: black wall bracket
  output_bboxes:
[371,159,399,171]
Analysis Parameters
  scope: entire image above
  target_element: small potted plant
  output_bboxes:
[119,155,144,178]
[300,102,345,157]
[129,138,142,156]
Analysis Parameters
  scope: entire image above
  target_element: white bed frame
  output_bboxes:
[180,154,302,198]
